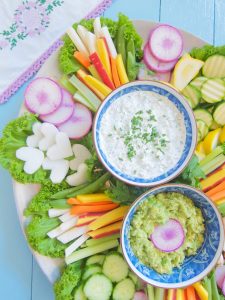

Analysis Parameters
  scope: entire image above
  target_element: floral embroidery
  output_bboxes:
[0,0,64,50]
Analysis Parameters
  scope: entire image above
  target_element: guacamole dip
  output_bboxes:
[129,192,205,274]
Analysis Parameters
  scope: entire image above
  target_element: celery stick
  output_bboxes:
[147,285,155,300]
[202,154,225,175]
[59,75,77,94]
[211,272,220,300]
[74,91,96,112]
[203,277,212,300]
[218,202,225,216]
[65,239,119,265]
[199,146,223,167]
[85,233,120,247]
[155,287,165,300]
[69,75,101,110]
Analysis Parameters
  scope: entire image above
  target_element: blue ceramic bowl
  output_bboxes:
[121,184,224,288]
[93,81,197,187]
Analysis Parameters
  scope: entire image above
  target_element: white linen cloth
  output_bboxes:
[0,0,112,103]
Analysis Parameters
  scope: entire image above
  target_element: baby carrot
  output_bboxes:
[70,203,119,215]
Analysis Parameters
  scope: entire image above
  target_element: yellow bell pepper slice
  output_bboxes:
[116,54,129,85]
[97,38,112,80]
[84,75,112,97]
[76,193,112,203]
[193,282,208,300]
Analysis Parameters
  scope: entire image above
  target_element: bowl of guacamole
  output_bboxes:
[121,184,224,289]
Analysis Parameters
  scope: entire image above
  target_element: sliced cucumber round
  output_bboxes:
[82,264,102,281]
[201,78,225,103]
[102,252,129,282]
[112,278,135,300]
[213,101,225,125]
[203,55,225,78]
[83,273,112,300]
[190,76,207,90]
[182,84,201,108]
[86,255,105,266]
[197,119,209,142]
[194,108,213,127]
[74,284,87,300]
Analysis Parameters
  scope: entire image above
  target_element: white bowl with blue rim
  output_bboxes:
[121,184,224,288]
[93,80,197,187]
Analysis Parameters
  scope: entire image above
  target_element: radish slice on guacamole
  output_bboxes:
[150,219,185,252]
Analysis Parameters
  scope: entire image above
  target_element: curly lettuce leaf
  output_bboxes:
[0,114,48,184]
[190,44,225,61]
[24,181,69,216]
[54,261,83,300]
[26,215,67,257]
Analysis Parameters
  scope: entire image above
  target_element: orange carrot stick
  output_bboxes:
[74,51,90,69]
[210,189,225,202]
[110,56,121,88]
[186,286,196,300]
[70,203,119,215]
[206,180,225,197]
[67,198,113,206]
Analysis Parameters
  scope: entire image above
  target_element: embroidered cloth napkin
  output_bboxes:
[0,0,112,104]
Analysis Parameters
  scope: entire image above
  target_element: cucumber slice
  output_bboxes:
[203,55,225,78]
[128,271,138,285]
[201,79,225,103]
[86,255,105,266]
[213,101,225,125]
[194,108,213,127]
[82,264,102,281]
[74,284,87,300]
[190,76,207,90]
[102,252,129,282]
[197,120,209,142]
[112,278,135,300]
[83,274,112,300]
[210,120,220,130]
[182,84,201,108]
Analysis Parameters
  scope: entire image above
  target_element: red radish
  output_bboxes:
[25,77,62,115]
[144,46,177,73]
[150,219,184,252]
[223,279,225,297]
[133,291,148,300]
[138,65,171,82]
[216,265,225,289]
[149,24,183,62]
[57,102,92,139]
[39,89,74,125]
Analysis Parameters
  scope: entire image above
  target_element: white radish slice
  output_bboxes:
[150,219,184,252]
[59,212,74,223]
[57,103,92,139]
[101,26,117,58]
[39,89,75,125]
[66,163,88,186]
[149,24,183,62]
[16,146,44,174]
[47,217,78,239]
[144,45,177,73]
[69,144,92,171]
[26,122,43,148]
[93,17,102,38]
[57,225,88,244]
[77,25,89,48]
[48,208,69,218]
[66,27,89,57]
[38,122,58,151]
[47,132,73,160]
[42,158,69,183]
[87,31,97,55]
[138,65,171,82]
[216,266,225,289]
[65,234,89,257]
[25,77,62,115]
[133,291,148,300]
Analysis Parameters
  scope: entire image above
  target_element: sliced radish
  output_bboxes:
[150,219,184,252]
[144,46,177,73]
[222,278,225,297]
[65,233,89,257]
[133,291,148,300]
[39,89,74,125]
[59,212,74,223]
[149,25,183,62]
[25,77,62,115]
[57,225,88,244]
[47,217,78,239]
[57,103,92,139]
[216,265,225,289]
[138,65,171,82]
[48,208,69,218]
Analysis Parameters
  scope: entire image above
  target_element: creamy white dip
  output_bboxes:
[99,91,186,179]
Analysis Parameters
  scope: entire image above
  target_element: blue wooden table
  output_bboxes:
[0,0,224,299]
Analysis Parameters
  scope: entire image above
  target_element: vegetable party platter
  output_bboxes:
[2,12,225,300]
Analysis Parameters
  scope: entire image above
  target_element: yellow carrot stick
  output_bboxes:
[84,75,112,97]
[193,282,208,300]
[116,54,129,84]
[77,193,112,203]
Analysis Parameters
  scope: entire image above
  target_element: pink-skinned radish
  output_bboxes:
[150,219,184,252]
[149,24,183,62]
[144,46,177,73]
[223,279,225,297]
[25,77,62,115]
[216,265,225,289]
[57,102,92,139]
[133,291,148,300]
[138,65,171,82]
[39,89,74,125]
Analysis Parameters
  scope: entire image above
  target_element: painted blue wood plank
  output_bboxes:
[32,258,54,300]
[214,0,225,45]
[104,0,160,21]
[160,0,214,44]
